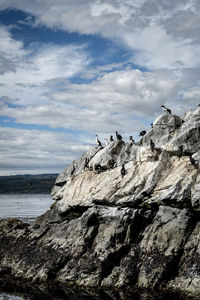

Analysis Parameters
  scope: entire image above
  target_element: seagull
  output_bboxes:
[161,105,171,114]
[96,135,102,147]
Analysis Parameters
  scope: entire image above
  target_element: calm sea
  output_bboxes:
[0,194,53,222]
[0,193,53,300]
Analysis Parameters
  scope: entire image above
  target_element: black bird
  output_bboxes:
[151,123,154,128]
[150,139,155,152]
[116,131,122,141]
[109,159,116,169]
[139,130,146,136]
[189,155,198,169]
[129,136,135,145]
[71,165,75,176]
[95,164,102,174]
[110,135,114,142]
[161,105,171,114]
[121,164,126,178]
[177,146,184,160]
[84,157,89,169]
[96,134,102,147]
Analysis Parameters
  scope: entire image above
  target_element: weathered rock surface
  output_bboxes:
[0,107,200,299]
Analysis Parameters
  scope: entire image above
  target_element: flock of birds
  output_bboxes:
[68,104,198,180]
[94,105,199,177]
[95,105,171,148]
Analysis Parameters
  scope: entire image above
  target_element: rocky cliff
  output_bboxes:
[0,107,200,299]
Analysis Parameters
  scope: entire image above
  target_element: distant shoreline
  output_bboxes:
[0,174,58,194]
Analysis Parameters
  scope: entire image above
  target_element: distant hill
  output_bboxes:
[0,174,58,194]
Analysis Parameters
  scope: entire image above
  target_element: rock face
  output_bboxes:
[0,107,200,299]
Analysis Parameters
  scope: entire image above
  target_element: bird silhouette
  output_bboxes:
[139,130,146,136]
[121,164,126,178]
[161,105,171,114]
[96,135,102,147]
[116,131,122,141]
[150,139,155,152]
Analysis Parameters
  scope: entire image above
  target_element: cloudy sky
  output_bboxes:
[0,0,200,175]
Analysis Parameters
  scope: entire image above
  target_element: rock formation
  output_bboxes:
[0,107,200,299]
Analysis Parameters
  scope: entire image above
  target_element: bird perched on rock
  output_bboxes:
[189,155,198,169]
[121,164,126,178]
[109,159,116,169]
[84,157,89,169]
[161,105,171,114]
[150,139,155,152]
[95,164,102,174]
[116,131,122,141]
[71,165,75,176]
[129,136,135,145]
[139,130,146,136]
[177,146,184,160]
[96,135,102,147]
[104,138,109,146]
[110,135,114,142]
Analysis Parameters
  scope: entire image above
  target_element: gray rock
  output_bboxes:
[0,107,200,299]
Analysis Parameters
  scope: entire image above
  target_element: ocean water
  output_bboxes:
[0,194,53,300]
[0,194,53,222]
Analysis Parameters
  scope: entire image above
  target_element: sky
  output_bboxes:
[0,0,200,175]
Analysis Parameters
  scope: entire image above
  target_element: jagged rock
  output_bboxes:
[142,113,182,148]
[0,107,200,299]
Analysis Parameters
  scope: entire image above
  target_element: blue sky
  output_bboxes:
[0,0,200,175]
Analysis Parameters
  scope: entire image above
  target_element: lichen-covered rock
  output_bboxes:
[0,107,200,299]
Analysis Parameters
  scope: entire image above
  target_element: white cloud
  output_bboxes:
[0,126,91,175]
[0,100,146,136]
[0,26,90,106]
[2,65,197,138]
[1,0,200,71]
[124,25,200,70]
[50,68,180,116]
[181,87,200,102]
[1,67,191,140]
